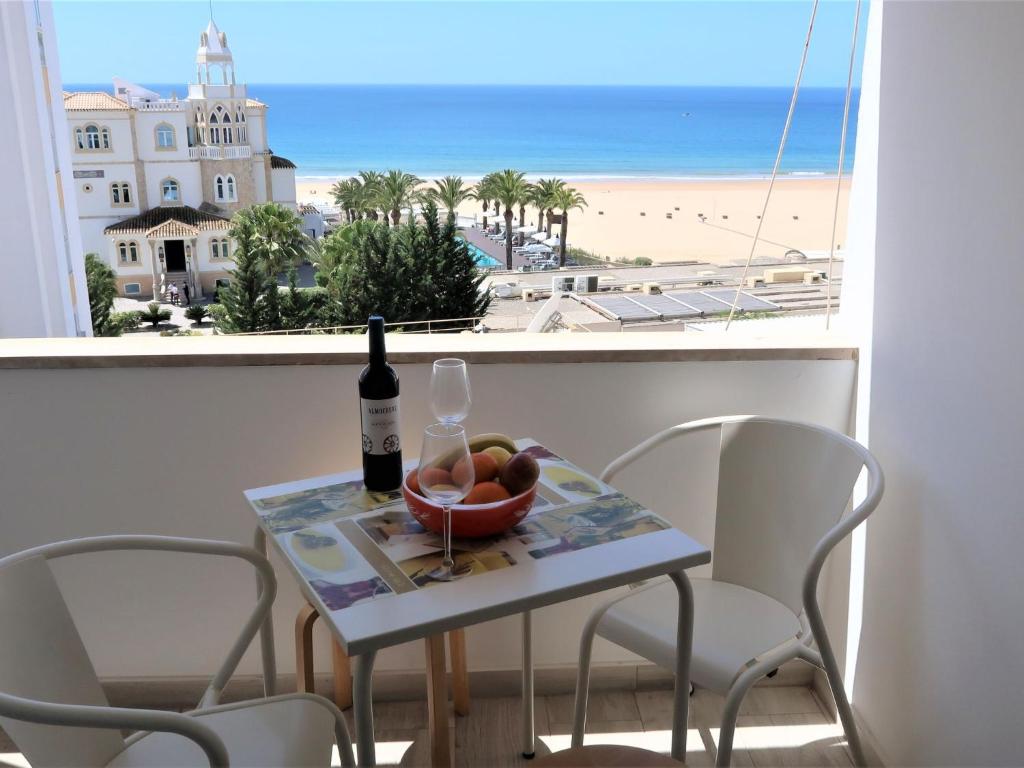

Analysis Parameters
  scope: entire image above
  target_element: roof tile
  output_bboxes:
[63,91,131,111]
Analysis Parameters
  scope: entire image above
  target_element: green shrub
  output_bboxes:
[84,253,119,335]
[184,304,209,325]
[139,302,172,327]
[634,256,653,266]
[108,310,142,333]
[159,328,201,337]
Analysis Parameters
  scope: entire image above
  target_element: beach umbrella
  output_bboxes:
[543,236,560,247]
[530,231,548,242]
[516,225,537,235]
[525,243,552,253]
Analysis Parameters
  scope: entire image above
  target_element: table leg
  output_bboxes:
[332,636,354,710]
[295,602,318,693]
[668,571,695,762]
[425,634,452,768]
[353,651,378,767]
[448,629,470,716]
[521,610,535,758]
[253,527,276,698]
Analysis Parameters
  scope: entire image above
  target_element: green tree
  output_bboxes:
[477,173,496,229]
[280,267,313,330]
[427,176,475,224]
[551,186,588,266]
[359,171,385,220]
[184,304,208,326]
[378,170,423,227]
[406,201,491,325]
[217,214,274,333]
[533,178,566,235]
[488,170,530,269]
[84,253,120,336]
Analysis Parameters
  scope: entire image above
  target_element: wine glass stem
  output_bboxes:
[442,505,454,575]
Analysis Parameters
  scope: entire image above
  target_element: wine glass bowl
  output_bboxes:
[430,358,472,425]
[417,422,474,579]
[403,476,537,538]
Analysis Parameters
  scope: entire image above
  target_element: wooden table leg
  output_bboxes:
[332,635,354,710]
[295,602,318,693]
[448,629,470,716]
[425,634,452,768]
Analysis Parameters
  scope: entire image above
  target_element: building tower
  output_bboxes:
[195,20,234,86]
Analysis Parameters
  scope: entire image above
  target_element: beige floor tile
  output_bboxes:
[545,690,641,726]
[455,696,550,767]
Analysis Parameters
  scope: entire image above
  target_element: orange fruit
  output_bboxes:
[419,467,453,490]
[452,452,499,487]
[463,481,512,505]
[406,470,421,495]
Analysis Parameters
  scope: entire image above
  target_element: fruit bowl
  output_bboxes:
[402,473,537,538]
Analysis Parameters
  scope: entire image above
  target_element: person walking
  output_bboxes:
[168,283,178,305]
[181,282,191,306]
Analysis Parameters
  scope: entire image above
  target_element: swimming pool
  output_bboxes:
[463,241,502,268]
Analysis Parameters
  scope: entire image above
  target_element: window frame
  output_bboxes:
[155,123,176,150]
[160,177,180,203]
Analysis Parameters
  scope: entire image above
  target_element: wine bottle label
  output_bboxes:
[360,397,401,456]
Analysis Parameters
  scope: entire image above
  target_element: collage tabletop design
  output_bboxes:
[247,440,670,613]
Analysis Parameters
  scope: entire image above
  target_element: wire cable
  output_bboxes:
[725,0,820,330]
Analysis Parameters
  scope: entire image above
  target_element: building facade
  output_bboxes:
[64,20,297,298]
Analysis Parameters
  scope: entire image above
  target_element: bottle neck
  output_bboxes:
[368,318,386,366]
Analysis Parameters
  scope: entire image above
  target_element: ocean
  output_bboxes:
[68,84,859,179]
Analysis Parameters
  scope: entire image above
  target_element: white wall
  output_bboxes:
[851,2,1024,764]
[0,354,855,681]
[0,0,90,337]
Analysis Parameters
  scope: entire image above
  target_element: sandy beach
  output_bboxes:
[295,176,849,265]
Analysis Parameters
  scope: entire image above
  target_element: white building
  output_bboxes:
[64,20,298,299]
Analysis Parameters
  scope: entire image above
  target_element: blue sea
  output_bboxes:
[69,84,858,178]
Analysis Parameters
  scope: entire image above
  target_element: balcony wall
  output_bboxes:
[0,334,857,684]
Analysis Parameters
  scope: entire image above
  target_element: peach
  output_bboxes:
[452,452,499,487]
[463,481,513,505]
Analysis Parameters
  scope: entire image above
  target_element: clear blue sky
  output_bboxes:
[55,0,866,87]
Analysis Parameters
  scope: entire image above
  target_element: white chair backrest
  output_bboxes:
[711,419,866,614]
[0,556,126,767]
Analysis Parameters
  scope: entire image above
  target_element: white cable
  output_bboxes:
[725,0,820,330]
[826,0,862,329]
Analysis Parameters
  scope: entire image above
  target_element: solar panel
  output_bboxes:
[703,290,781,312]
[635,294,702,319]
[664,291,732,314]
[587,295,659,321]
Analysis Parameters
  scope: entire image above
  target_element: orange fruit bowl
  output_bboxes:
[402,472,537,538]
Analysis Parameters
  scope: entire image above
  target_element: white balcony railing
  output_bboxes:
[131,99,184,112]
[188,145,252,160]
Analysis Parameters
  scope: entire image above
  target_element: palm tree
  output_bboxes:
[238,203,309,279]
[533,178,566,235]
[428,176,476,224]
[488,169,530,269]
[378,170,423,226]
[477,173,496,229]
[550,186,587,266]
[358,171,385,220]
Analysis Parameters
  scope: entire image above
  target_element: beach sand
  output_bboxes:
[294,177,850,265]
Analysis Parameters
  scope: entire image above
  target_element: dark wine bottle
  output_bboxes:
[359,315,403,491]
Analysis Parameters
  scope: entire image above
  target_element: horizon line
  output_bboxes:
[62,80,862,89]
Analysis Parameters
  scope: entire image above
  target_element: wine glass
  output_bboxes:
[418,423,475,580]
[430,358,471,424]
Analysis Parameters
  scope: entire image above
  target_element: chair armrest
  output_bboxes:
[4,535,278,708]
[0,692,229,768]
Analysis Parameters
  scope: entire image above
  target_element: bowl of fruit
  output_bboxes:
[402,434,541,538]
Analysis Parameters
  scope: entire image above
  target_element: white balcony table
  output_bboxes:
[245,439,710,767]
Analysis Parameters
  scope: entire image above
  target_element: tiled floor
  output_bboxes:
[0,686,852,767]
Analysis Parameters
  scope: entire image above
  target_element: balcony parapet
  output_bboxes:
[0,333,857,370]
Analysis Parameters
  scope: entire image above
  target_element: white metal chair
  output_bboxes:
[570,416,884,767]
[0,535,356,767]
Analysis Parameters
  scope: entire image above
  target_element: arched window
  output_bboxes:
[101,128,110,149]
[118,241,128,263]
[220,238,230,258]
[226,175,236,201]
[160,178,180,203]
[74,128,85,149]
[224,126,233,144]
[128,241,139,263]
[110,182,130,205]
[155,123,175,149]
[215,175,225,201]
[85,125,100,149]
